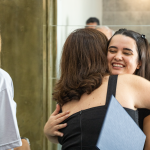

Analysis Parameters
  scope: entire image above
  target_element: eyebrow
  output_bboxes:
[123,48,133,52]
[108,46,133,52]
[108,46,117,49]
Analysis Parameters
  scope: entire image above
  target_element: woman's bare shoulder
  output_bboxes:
[118,74,149,87]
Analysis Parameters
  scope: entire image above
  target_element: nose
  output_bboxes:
[113,52,123,61]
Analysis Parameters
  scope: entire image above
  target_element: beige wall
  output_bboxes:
[103,0,150,41]
[0,0,57,150]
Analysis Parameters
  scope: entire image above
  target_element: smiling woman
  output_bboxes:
[107,29,150,80]
[107,34,141,75]
[107,28,150,150]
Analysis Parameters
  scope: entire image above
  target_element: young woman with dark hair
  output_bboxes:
[107,28,150,150]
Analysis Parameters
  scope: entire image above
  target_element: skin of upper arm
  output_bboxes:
[118,74,150,109]
[126,74,150,109]
[143,115,150,150]
[127,75,150,150]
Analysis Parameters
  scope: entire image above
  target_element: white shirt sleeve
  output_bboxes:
[0,69,22,150]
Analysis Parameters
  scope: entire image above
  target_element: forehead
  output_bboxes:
[109,34,137,50]
[87,22,98,25]
[86,22,98,29]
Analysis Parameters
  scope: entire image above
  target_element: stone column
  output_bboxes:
[0,0,57,149]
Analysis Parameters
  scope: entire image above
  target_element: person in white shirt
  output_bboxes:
[0,33,30,150]
[0,33,22,150]
[0,68,22,150]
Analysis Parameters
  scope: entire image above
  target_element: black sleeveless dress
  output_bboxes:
[139,108,150,130]
[58,75,139,150]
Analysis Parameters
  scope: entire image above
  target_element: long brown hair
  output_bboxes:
[53,28,108,105]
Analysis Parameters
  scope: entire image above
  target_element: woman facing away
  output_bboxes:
[44,28,150,149]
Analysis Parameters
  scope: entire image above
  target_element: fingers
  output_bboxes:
[54,131,64,137]
[51,104,70,121]
[55,110,70,120]
[56,123,67,130]
[55,114,70,125]
[54,123,68,137]
[52,104,61,115]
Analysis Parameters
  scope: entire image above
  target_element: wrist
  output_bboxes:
[21,137,30,145]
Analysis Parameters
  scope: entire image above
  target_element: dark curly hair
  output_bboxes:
[53,28,108,105]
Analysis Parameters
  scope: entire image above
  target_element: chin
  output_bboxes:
[111,70,123,75]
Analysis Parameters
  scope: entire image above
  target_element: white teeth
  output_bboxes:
[113,64,123,67]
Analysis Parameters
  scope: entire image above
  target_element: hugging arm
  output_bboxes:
[129,75,150,150]
[44,104,70,143]
[143,115,150,150]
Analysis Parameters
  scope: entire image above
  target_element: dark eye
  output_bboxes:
[108,49,116,53]
[123,52,132,55]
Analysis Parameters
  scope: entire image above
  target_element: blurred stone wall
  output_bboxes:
[0,0,57,150]
[103,0,150,42]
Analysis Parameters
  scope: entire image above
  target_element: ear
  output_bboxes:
[136,61,142,69]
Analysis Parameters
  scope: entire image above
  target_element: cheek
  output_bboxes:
[127,58,138,70]
[107,53,112,63]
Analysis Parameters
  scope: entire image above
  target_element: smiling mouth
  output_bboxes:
[112,63,124,68]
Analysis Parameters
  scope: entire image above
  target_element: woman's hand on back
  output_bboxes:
[44,104,70,143]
